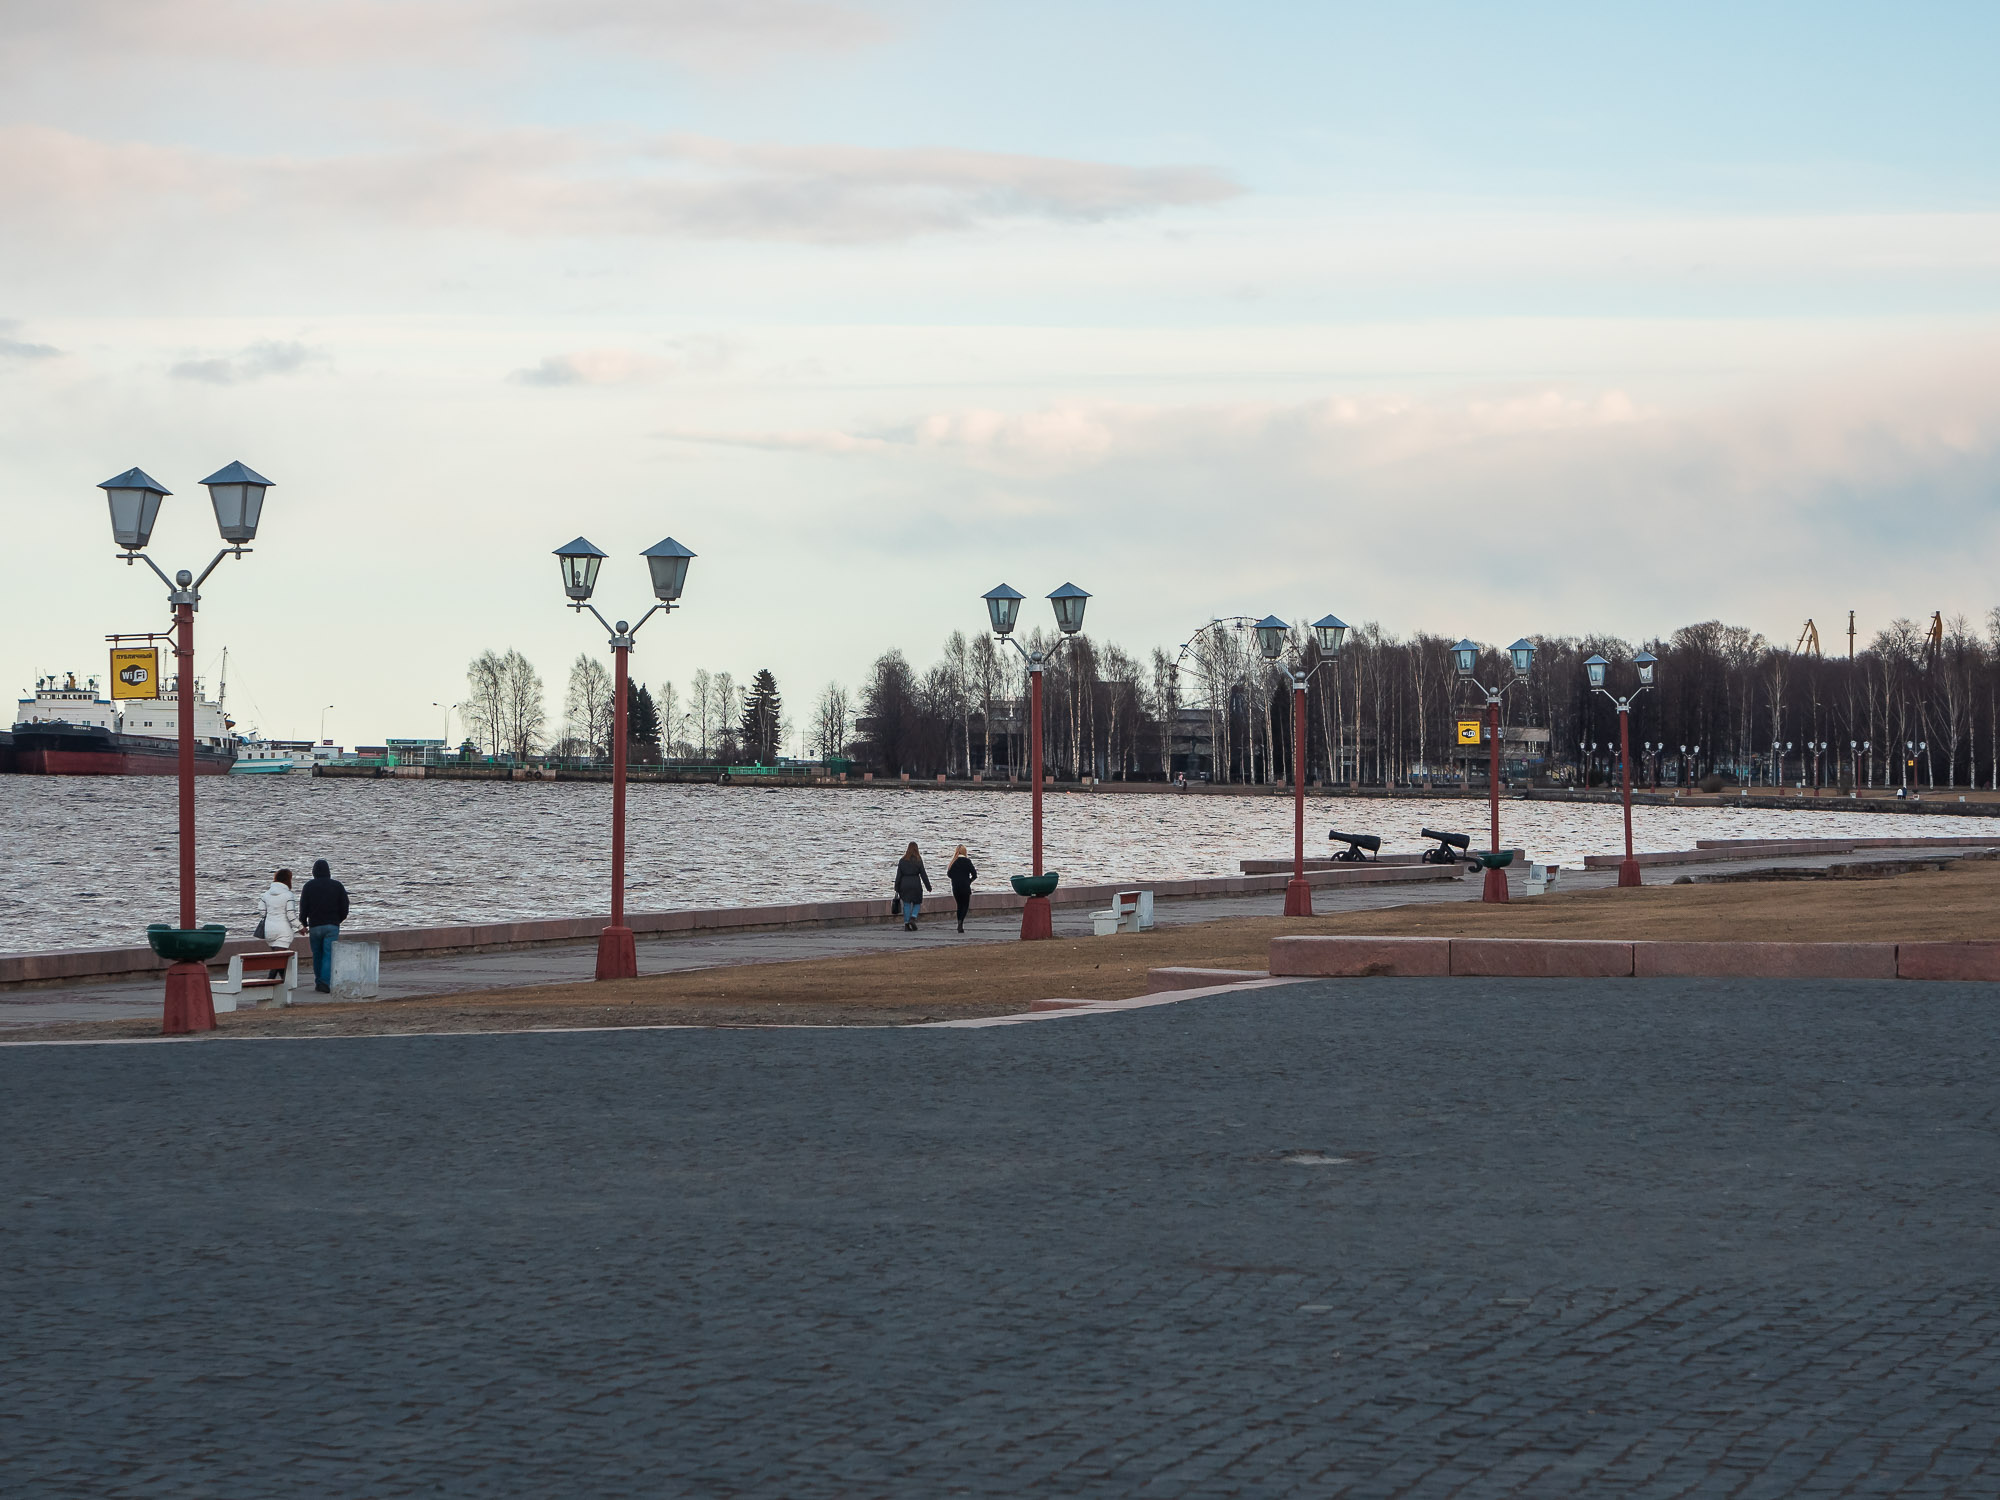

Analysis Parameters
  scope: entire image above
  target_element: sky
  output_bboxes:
[5,1,2000,748]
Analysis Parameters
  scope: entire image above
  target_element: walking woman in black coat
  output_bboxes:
[894,842,932,932]
[946,844,978,932]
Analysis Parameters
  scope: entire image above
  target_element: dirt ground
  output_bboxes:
[17,859,2000,1042]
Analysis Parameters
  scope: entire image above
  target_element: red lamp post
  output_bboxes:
[554,535,696,980]
[1585,650,1658,887]
[100,461,275,1034]
[1254,613,1347,917]
[1452,636,1538,903]
[983,582,1091,940]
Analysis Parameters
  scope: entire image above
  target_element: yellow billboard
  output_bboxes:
[110,646,160,700]
[1456,719,1482,746]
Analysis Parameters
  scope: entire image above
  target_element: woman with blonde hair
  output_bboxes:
[893,841,932,932]
[946,844,978,933]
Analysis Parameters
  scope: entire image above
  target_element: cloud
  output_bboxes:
[661,388,1651,473]
[0,319,61,358]
[0,0,885,72]
[509,348,667,386]
[169,339,323,384]
[0,126,1241,246]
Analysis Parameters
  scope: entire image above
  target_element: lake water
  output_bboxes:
[4,776,1994,953]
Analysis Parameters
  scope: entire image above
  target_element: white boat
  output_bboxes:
[230,736,296,775]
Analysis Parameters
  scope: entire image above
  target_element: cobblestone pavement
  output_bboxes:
[7,980,1999,1496]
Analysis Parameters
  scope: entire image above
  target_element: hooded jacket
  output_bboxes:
[257,882,300,947]
[299,860,350,927]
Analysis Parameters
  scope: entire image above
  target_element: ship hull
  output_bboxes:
[8,727,234,776]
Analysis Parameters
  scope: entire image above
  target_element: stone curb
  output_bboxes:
[1145,966,1270,990]
[1270,935,2000,982]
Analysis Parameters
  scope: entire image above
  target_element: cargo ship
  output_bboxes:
[9,672,236,775]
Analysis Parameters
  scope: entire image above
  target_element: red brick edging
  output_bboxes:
[1269,936,2000,982]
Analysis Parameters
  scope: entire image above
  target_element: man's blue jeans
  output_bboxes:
[310,924,341,990]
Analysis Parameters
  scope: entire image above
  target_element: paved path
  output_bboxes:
[5,979,1998,1496]
[4,846,1975,1030]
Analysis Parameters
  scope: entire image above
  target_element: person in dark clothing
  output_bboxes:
[946,844,978,933]
[893,842,932,932]
[298,858,351,993]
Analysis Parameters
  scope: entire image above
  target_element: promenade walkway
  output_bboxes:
[6,979,1997,1495]
[4,843,1976,1031]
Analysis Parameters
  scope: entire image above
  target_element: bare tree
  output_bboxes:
[690,668,713,756]
[563,652,614,756]
[813,681,852,761]
[498,649,547,761]
[463,650,506,756]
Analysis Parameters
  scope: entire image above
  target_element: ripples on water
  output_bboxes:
[4,776,1994,952]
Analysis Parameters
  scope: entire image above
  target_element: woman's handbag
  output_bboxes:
[890,898,902,917]
[253,915,266,939]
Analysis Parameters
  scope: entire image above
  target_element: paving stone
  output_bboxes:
[5,978,2000,1496]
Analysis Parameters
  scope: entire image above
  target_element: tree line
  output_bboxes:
[465,610,2000,789]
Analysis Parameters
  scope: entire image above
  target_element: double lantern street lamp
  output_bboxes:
[982,582,1090,940]
[98,462,276,1034]
[1585,650,1659,888]
[1452,636,1537,903]
[1254,613,1350,916]
[553,535,697,980]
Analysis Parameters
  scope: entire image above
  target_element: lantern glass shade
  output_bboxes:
[1451,639,1478,677]
[199,461,273,543]
[98,467,170,550]
[1509,638,1536,677]
[1634,649,1658,687]
[553,536,607,601]
[1311,613,1348,656]
[1048,583,1090,635]
[983,584,1024,635]
[1585,653,1609,689]
[1254,615,1288,660]
[642,537,695,602]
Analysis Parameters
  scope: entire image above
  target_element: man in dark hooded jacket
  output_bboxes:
[298,859,350,993]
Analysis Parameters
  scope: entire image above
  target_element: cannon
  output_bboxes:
[1420,827,1470,865]
[1328,830,1381,862]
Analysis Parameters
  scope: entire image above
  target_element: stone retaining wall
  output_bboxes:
[0,862,1461,989]
[1270,936,2000,982]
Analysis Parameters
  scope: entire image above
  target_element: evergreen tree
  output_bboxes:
[738,668,783,763]
[627,681,662,761]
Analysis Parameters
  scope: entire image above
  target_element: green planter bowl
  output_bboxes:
[1010,873,1061,899]
[147,924,228,963]
[1470,850,1516,871]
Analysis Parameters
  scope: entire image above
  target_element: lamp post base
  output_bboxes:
[1480,867,1510,903]
[1283,878,1314,917]
[1020,896,1053,941]
[595,925,638,980]
[1617,859,1643,888]
[162,961,217,1035]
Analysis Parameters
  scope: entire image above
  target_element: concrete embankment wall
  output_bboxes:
[0,862,1461,990]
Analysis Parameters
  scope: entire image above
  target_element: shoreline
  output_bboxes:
[299,765,2000,815]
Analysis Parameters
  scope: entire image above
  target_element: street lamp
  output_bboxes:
[1584,649,1658,887]
[1256,613,1346,916]
[554,534,696,979]
[1454,636,1537,901]
[99,460,275,1034]
[983,582,1090,940]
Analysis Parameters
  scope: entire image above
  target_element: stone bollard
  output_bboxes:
[329,939,381,1000]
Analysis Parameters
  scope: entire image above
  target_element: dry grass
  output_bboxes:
[19,859,2000,1042]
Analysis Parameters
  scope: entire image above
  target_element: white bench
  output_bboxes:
[1090,889,1155,937]
[1526,862,1562,895]
[212,949,299,1010]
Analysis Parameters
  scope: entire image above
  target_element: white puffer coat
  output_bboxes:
[256,881,300,948]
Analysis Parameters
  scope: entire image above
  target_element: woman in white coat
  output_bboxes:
[257,868,300,949]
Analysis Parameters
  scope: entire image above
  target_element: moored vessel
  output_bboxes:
[10,672,236,775]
